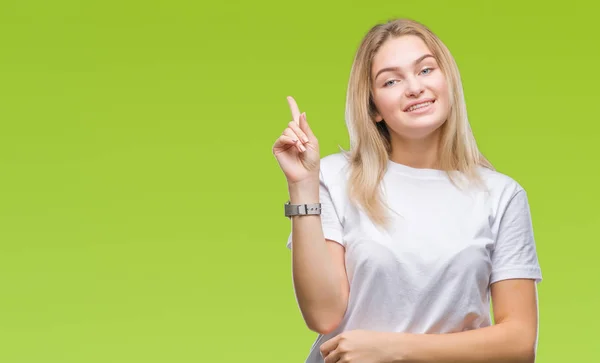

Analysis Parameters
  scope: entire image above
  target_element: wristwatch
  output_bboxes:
[284,200,322,218]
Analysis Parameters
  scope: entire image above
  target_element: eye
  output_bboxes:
[383,79,399,87]
[420,67,433,75]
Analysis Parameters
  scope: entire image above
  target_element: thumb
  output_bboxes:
[299,112,316,141]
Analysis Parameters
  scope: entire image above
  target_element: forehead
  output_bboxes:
[372,35,433,70]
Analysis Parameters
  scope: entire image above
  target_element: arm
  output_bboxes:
[392,278,539,363]
[391,188,542,362]
[289,179,350,335]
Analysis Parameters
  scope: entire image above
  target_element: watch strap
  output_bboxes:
[284,201,322,218]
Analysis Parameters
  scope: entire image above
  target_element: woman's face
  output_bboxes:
[371,35,450,141]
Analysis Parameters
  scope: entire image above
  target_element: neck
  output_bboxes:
[388,130,441,169]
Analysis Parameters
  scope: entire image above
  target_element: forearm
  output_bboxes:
[289,181,346,334]
[392,322,536,363]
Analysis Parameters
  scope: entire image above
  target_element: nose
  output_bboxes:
[405,76,424,98]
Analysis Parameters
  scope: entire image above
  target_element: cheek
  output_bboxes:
[432,77,450,102]
[381,94,398,111]
[433,78,452,116]
[371,94,391,117]
[375,91,401,113]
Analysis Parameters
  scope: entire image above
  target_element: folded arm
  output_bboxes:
[393,278,539,363]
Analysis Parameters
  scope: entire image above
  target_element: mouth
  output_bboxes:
[404,99,436,113]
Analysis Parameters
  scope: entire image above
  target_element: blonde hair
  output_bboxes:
[340,18,494,228]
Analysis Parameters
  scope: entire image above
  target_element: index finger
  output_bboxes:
[287,96,301,124]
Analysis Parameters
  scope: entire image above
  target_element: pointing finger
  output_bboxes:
[287,96,301,124]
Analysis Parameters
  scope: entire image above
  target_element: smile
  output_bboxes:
[405,100,435,113]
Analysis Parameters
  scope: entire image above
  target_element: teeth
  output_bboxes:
[407,101,433,112]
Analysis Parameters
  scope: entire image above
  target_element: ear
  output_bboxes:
[371,105,383,122]
[369,94,383,122]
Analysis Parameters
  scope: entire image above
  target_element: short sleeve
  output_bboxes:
[286,168,344,250]
[490,189,542,285]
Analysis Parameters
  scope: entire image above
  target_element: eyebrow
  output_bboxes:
[374,54,436,80]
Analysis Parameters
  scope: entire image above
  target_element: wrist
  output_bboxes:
[288,179,319,204]
[386,332,411,363]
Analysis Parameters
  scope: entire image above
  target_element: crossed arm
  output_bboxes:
[320,278,539,363]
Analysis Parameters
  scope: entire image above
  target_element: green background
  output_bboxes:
[0,0,598,362]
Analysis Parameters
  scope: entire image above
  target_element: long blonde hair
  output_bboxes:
[340,18,494,228]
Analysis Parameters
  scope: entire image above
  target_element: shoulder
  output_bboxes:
[476,166,528,209]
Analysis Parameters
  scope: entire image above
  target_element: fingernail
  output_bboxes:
[299,144,306,152]
[303,136,309,143]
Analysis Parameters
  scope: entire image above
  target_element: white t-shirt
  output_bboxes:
[286,152,542,363]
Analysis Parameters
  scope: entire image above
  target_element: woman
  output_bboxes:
[272,18,542,363]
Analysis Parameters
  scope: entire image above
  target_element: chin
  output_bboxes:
[404,128,443,141]
[392,119,446,140]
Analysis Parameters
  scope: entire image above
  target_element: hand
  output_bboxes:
[320,330,397,363]
[272,96,320,185]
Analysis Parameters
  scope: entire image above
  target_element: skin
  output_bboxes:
[371,35,451,169]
